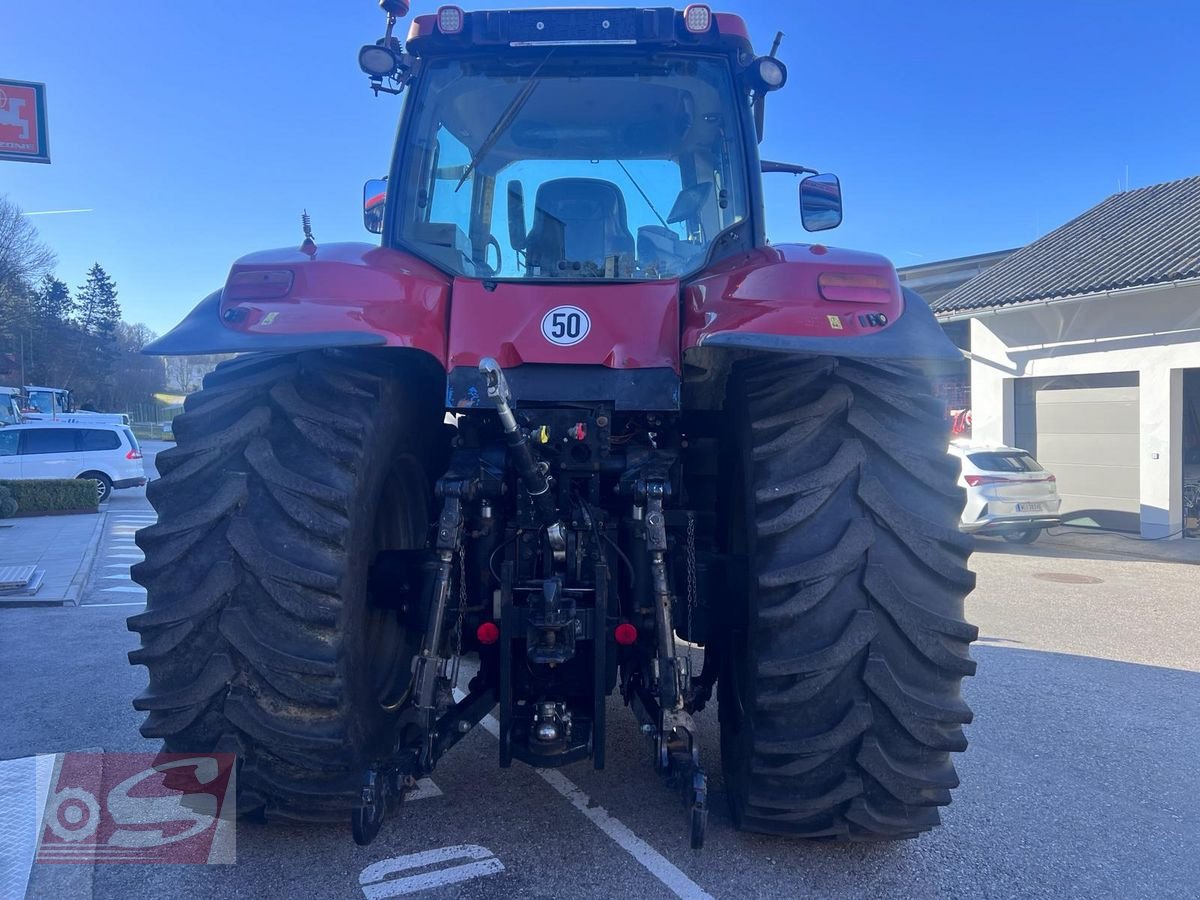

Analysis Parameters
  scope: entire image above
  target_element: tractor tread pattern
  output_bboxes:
[726,355,975,840]
[129,351,433,820]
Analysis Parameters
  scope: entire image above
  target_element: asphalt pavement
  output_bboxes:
[2,504,1199,898]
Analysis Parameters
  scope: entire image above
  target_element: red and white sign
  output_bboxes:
[35,752,236,864]
[0,79,50,164]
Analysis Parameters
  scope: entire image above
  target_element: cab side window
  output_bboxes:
[79,429,120,451]
[0,432,18,456]
[21,429,78,454]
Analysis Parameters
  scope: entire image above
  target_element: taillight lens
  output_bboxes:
[965,474,1055,487]
[437,5,464,34]
[964,475,1011,487]
[225,269,293,301]
[126,449,143,460]
[818,272,894,303]
[684,4,711,33]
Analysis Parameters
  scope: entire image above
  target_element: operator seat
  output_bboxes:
[524,178,635,275]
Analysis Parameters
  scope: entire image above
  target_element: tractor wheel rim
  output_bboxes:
[367,459,424,711]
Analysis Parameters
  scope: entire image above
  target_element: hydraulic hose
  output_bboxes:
[479,358,565,547]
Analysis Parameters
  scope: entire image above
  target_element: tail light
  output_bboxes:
[126,448,143,460]
[964,474,1054,487]
[225,269,294,301]
[964,475,1013,487]
[437,5,464,34]
[683,4,711,33]
[818,272,894,303]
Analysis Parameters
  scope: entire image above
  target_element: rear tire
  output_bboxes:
[79,472,112,503]
[1002,527,1041,544]
[128,350,445,821]
[719,355,977,840]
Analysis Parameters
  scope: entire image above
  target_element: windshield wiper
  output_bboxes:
[455,51,555,193]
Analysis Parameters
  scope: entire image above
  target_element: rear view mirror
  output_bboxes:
[507,181,526,250]
[363,178,387,234]
[799,173,842,232]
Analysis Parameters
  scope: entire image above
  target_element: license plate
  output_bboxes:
[1016,502,1044,512]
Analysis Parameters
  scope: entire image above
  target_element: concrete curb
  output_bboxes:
[64,509,108,607]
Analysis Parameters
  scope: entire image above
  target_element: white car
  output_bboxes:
[0,421,147,502]
[949,442,1062,543]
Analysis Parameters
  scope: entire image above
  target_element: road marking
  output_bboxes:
[107,555,144,560]
[406,778,443,802]
[104,564,132,570]
[83,601,146,608]
[451,690,713,900]
[104,574,134,580]
[359,845,503,898]
[103,586,146,594]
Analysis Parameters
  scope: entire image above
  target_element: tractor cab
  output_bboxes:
[361,5,816,282]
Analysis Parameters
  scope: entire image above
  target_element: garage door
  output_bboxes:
[1014,373,1140,531]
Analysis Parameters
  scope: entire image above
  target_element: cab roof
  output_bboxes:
[406,7,754,58]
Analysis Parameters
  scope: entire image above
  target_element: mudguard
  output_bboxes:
[145,243,451,363]
[683,244,961,364]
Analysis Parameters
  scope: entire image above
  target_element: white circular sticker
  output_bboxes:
[540,306,591,346]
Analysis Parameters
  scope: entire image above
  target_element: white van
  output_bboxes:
[0,421,147,502]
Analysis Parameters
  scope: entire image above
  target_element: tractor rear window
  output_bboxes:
[394,53,750,281]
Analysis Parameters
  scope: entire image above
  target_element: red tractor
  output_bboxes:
[131,2,975,849]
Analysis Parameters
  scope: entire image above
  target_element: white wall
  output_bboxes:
[968,281,1200,539]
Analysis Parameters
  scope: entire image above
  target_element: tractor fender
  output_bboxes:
[144,243,451,364]
[683,244,961,364]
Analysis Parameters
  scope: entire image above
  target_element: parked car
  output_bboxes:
[0,421,146,502]
[949,441,1062,543]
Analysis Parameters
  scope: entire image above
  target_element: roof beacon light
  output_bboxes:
[437,5,464,34]
[684,4,712,33]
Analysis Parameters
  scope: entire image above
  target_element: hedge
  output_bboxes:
[0,484,15,518]
[0,479,99,515]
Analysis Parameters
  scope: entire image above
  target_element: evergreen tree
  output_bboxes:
[74,264,121,336]
[34,274,72,324]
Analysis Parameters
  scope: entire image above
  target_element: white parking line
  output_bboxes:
[84,601,146,608]
[452,690,713,900]
[107,555,144,560]
[103,586,146,594]
[359,845,504,898]
[104,564,132,570]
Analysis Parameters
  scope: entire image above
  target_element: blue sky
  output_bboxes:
[4,1,1198,336]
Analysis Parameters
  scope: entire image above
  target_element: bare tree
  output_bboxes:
[0,196,56,292]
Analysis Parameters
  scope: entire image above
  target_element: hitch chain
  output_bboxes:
[640,479,708,849]
[685,511,696,682]
[451,544,467,689]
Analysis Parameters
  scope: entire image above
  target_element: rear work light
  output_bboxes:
[437,5,464,34]
[683,4,711,33]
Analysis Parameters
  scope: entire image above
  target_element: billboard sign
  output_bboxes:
[0,78,50,164]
